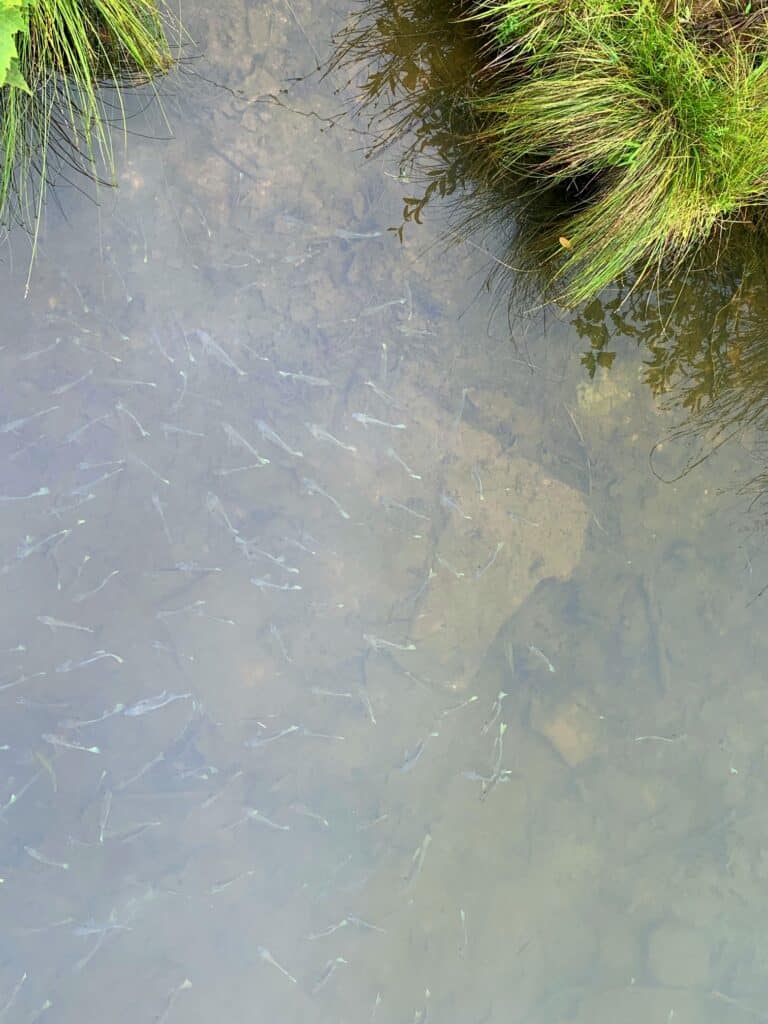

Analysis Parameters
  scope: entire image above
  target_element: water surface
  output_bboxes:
[0,2,767,1023]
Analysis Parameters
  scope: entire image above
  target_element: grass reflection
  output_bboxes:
[331,0,768,499]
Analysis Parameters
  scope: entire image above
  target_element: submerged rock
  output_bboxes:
[392,420,588,687]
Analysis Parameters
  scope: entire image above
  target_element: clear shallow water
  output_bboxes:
[1,2,768,1023]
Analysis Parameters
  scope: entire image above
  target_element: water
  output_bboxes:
[0,1,767,1022]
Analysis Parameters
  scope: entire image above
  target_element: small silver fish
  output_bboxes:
[222,422,270,465]
[73,918,129,937]
[37,616,94,633]
[240,808,290,831]
[55,650,124,673]
[481,691,508,735]
[405,831,432,886]
[352,412,406,429]
[255,419,303,458]
[42,733,100,754]
[161,422,206,438]
[385,447,421,479]
[60,703,125,729]
[440,493,472,519]
[193,329,247,376]
[250,577,302,592]
[52,369,94,395]
[257,946,297,984]
[25,846,69,870]
[312,957,348,994]
[74,570,119,603]
[333,228,382,240]
[528,645,556,673]
[0,487,50,503]
[15,529,70,561]
[364,634,415,652]
[306,423,357,453]
[277,369,331,387]
[303,477,350,519]
[244,725,300,749]
[237,541,299,574]
[365,380,402,407]
[123,691,192,716]
[0,406,59,434]
[97,790,112,844]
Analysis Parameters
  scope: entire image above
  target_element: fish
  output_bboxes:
[237,542,299,574]
[405,831,432,886]
[97,790,112,843]
[352,412,406,429]
[123,691,192,716]
[386,447,421,479]
[192,329,247,376]
[14,529,70,562]
[64,414,111,444]
[37,616,94,633]
[365,380,402,407]
[55,650,124,672]
[206,492,240,539]
[73,569,119,603]
[257,946,296,984]
[59,703,125,729]
[312,957,348,994]
[151,493,173,545]
[222,422,270,465]
[69,466,124,497]
[0,406,59,434]
[475,541,504,579]
[244,724,300,749]
[481,691,508,735]
[364,634,416,652]
[382,499,430,521]
[161,423,206,438]
[250,577,303,592]
[72,918,130,937]
[239,808,290,831]
[303,477,350,519]
[306,422,357,452]
[0,487,49,503]
[51,369,94,395]
[115,400,150,438]
[42,733,100,754]
[528,645,556,673]
[333,228,382,240]
[155,979,193,1024]
[277,369,331,387]
[24,846,69,870]
[255,419,303,458]
[440,493,472,519]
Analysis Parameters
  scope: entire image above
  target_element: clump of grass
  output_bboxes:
[466,0,768,304]
[0,0,173,239]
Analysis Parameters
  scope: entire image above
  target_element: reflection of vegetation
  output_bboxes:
[330,0,578,305]
[572,244,768,498]
[333,0,768,501]
[333,0,768,308]
[0,0,173,237]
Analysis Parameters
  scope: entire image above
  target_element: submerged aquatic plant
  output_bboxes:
[0,0,173,240]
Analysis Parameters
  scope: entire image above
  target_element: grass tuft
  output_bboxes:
[0,0,173,240]
[467,0,768,303]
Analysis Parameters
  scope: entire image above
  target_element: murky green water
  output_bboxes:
[1,2,768,1022]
